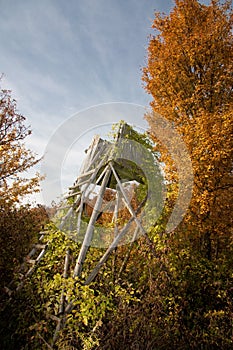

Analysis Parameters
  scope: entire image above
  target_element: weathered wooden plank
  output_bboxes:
[78,136,108,176]
[84,164,109,199]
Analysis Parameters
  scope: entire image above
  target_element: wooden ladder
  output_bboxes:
[4,230,50,296]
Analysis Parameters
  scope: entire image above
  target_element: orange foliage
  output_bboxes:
[83,184,140,226]
[143,0,233,259]
[0,84,42,206]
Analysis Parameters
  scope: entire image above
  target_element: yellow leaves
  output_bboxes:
[82,315,88,326]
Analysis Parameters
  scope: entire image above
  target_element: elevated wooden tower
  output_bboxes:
[5,122,161,348]
[57,122,153,280]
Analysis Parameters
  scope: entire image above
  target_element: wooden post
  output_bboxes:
[59,249,70,315]
[73,165,112,277]
[109,162,157,256]
[84,215,136,285]
[116,226,140,281]
[59,207,73,230]
[112,189,121,236]
[76,164,109,240]
[111,189,121,280]
[109,162,149,236]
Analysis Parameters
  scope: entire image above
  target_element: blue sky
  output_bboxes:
[0,0,174,204]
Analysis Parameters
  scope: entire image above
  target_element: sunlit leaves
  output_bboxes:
[143,0,233,259]
[0,85,42,206]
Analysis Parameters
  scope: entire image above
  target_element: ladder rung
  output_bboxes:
[69,170,96,189]
[56,205,71,210]
[34,244,46,249]
[28,259,36,264]
[77,179,90,186]
[36,246,48,261]
[4,238,50,295]
[77,169,95,179]
[25,266,35,278]
[69,178,90,189]
[68,184,79,190]
[65,191,81,199]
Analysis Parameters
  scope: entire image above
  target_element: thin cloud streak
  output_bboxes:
[0,0,173,204]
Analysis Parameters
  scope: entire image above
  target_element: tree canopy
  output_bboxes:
[143,0,233,260]
[0,85,41,206]
[143,0,232,118]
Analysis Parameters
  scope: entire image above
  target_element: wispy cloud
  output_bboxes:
[0,0,173,204]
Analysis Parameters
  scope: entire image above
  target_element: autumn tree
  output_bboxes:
[0,83,47,303]
[143,0,233,259]
[0,85,41,206]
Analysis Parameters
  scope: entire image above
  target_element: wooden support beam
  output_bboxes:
[84,215,135,285]
[112,189,120,234]
[59,207,73,230]
[116,226,140,281]
[84,193,149,285]
[85,164,109,199]
[73,165,112,277]
[111,189,121,279]
[109,162,147,235]
[59,249,70,315]
[109,162,157,256]
[76,164,108,240]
